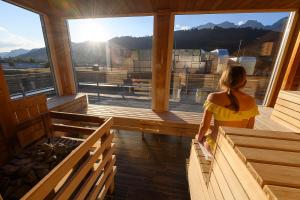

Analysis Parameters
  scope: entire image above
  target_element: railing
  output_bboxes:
[21,117,116,200]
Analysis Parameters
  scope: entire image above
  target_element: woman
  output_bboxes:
[197,65,259,152]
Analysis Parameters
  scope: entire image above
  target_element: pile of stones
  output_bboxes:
[0,137,81,200]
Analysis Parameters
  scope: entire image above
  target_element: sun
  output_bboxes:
[78,19,109,42]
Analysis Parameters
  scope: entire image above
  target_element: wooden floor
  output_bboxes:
[106,130,191,200]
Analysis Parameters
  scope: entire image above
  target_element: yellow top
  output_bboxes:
[203,100,259,121]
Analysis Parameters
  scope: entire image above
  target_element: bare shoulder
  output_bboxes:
[240,92,257,107]
[207,91,228,104]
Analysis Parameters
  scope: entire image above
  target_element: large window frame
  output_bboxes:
[0,1,57,98]
[66,16,154,107]
[169,11,296,109]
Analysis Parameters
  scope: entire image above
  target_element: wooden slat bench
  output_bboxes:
[254,90,300,132]
[47,90,300,138]
[48,94,201,136]
[188,127,300,200]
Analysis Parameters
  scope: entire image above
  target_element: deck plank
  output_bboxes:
[248,162,300,188]
[263,185,300,200]
[235,146,300,167]
[226,135,300,152]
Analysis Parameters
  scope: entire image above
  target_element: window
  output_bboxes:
[169,12,291,112]
[68,16,153,108]
[0,1,56,98]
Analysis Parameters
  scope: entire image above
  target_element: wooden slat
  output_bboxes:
[278,91,300,105]
[85,157,116,200]
[220,127,300,141]
[263,185,300,200]
[50,111,104,124]
[218,134,267,200]
[226,135,300,152]
[55,135,114,200]
[208,183,217,200]
[21,117,113,200]
[247,162,300,188]
[270,114,300,133]
[214,147,249,200]
[96,167,117,200]
[74,155,116,200]
[235,146,300,167]
[48,94,87,110]
[211,158,235,200]
[188,142,210,200]
[52,124,97,134]
[272,110,300,130]
[276,98,300,113]
[209,172,225,200]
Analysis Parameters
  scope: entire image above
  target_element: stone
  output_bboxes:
[2,164,19,176]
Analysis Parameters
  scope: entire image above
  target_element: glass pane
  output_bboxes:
[0,1,56,98]
[68,16,153,108]
[170,12,290,112]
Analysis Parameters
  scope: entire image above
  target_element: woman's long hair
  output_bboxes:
[219,65,247,111]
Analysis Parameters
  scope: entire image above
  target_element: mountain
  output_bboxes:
[0,49,30,58]
[196,22,216,30]
[2,17,285,64]
[265,17,288,32]
[239,20,264,29]
[16,47,48,62]
[71,41,106,65]
[218,21,237,29]
[195,17,287,31]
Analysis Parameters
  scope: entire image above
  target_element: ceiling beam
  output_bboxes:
[6,0,300,19]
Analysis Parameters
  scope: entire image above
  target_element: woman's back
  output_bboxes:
[197,65,259,152]
[206,91,258,134]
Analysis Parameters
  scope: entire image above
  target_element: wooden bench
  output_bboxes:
[47,90,300,138]
[188,127,300,200]
[255,90,300,132]
[48,94,201,136]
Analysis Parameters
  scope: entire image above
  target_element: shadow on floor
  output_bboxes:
[106,130,192,200]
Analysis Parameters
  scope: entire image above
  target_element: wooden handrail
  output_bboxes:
[50,111,105,124]
[52,123,97,134]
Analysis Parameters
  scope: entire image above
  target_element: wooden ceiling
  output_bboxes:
[7,0,300,18]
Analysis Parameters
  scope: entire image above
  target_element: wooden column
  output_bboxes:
[42,15,76,96]
[267,11,300,106]
[0,66,16,163]
[282,13,300,90]
[151,12,174,112]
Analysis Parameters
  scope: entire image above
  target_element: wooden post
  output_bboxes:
[282,14,300,90]
[0,66,16,161]
[151,12,174,112]
[267,11,300,106]
[42,15,76,96]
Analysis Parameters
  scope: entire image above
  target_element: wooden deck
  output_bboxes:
[107,130,191,200]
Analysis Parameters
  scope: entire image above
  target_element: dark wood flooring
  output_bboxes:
[106,130,192,200]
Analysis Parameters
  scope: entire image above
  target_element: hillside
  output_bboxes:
[1,17,286,64]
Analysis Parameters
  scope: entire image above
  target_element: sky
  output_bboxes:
[0,0,290,52]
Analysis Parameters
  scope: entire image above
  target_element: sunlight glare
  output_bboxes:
[78,19,109,42]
